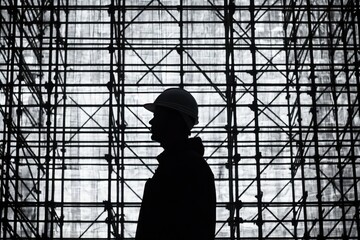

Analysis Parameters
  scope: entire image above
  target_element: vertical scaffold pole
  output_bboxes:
[120,0,126,237]
[114,1,121,238]
[115,0,126,238]
[60,0,70,238]
[224,0,235,239]
[37,0,46,236]
[50,0,61,236]
[106,0,115,239]
[249,0,263,239]
[14,1,24,237]
[349,0,360,236]
[305,0,324,238]
[282,1,298,238]
[44,0,56,237]
[179,0,184,88]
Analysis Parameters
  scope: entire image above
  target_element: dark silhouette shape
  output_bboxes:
[136,88,216,240]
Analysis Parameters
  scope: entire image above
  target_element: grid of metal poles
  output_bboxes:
[1,0,359,239]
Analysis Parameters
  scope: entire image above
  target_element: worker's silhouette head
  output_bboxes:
[144,88,198,150]
[149,106,189,148]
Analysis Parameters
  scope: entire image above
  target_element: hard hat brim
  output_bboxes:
[143,103,155,112]
[143,102,199,125]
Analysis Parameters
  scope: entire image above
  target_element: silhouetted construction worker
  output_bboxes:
[135,88,216,240]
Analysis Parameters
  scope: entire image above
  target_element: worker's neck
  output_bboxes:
[161,135,188,152]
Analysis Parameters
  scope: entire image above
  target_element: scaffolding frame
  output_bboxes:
[1,0,359,239]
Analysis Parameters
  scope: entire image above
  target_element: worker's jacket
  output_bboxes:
[135,137,216,240]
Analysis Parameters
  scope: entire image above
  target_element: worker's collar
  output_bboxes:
[157,144,187,165]
[156,137,204,165]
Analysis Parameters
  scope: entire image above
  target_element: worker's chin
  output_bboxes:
[151,133,160,142]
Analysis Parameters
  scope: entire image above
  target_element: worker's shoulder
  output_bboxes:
[182,151,214,178]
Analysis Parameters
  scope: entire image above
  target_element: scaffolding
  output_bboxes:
[0,0,359,239]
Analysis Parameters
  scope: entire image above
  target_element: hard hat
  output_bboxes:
[144,88,199,129]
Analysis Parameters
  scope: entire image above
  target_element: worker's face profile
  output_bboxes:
[149,106,183,143]
[149,107,168,142]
